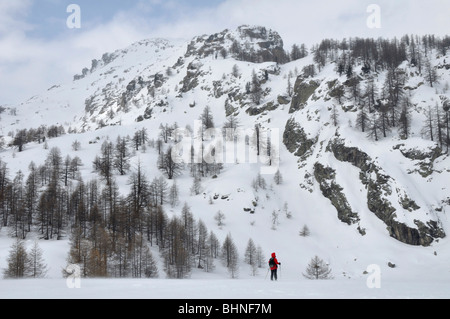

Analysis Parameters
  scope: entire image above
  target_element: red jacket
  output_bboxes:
[269,253,280,270]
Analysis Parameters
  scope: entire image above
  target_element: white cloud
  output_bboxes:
[0,0,33,35]
[0,3,152,105]
[151,0,450,47]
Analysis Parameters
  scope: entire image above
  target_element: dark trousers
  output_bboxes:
[270,269,277,281]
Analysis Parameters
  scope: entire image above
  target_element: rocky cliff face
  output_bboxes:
[284,107,447,246]
[282,58,449,246]
[185,25,287,64]
[327,138,445,246]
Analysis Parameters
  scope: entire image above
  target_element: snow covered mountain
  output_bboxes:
[1,25,450,297]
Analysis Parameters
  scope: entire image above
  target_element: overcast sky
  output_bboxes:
[1,0,450,105]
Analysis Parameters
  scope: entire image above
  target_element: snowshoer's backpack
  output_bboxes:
[269,257,275,267]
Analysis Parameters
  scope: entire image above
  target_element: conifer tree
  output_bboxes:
[196,219,214,271]
[367,112,382,141]
[190,175,203,195]
[244,238,258,276]
[299,225,311,237]
[273,169,283,185]
[208,231,220,259]
[163,216,191,279]
[421,105,435,142]
[443,100,450,153]
[168,180,179,207]
[256,245,265,268]
[93,141,114,185]
[28,240,48,278]
[363,77,378,112]
[435,102,445,149]
[425,58,439,87]
[142,244,158,278]
[114,136,130,175]
[12,129,28,152]
[158,146,183,180]
[3,239,30,278]
[199,105,215,138]
[221,233,239,278]
[398,96,412,139]
[250,70,263,105]
[303,255,333,280]
[356,105,370,133]
[330,104,339,127]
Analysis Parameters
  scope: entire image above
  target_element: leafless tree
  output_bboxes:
[303,255,333,280]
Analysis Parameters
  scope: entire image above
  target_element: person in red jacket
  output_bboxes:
[269,252,281,281]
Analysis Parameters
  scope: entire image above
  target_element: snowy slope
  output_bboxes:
[1,26,450,299]
[0,38,187,133]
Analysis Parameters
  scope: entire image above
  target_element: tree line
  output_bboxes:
[7,124,65,153]
[0,116,266,279]
[313,34,450,73]
[310,34,450,152]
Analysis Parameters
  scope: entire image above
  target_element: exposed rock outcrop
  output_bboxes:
[181,60,203,93]
[313,162,360,226]
[394,144,443,177]
[283,118,317,157]
[289,78,320,113]
[327,138,445,246]
[185,25,288,64]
